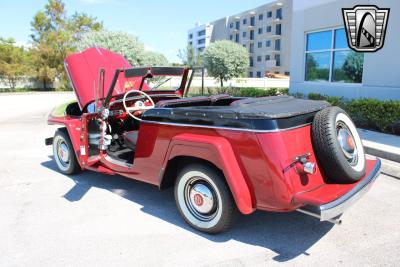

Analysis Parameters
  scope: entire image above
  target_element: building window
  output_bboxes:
[258,27,263,34]
[250,30,254,40]
[275,39,281,51]
[189,33,193,39]
[189,41,193,46]
[266,40,271,47]
[249,43,254,53]
[259,14,263,20]
[266,26,272,33]
[198,38,205,45]
[229,35,233,40]
[198,47,204,53]
[235,21,240,30]
[243,44,246,48]
[257,42,262,48]
[243,18,247,25]
[276,8,282,19]
[250,16,255,26]
[305,28,363,83]
[242,31,247,38]
[267,11,272,18]
[275,54,281,66]
[235,33,240,43]
[276,24,282,35]
[256,71,262,78]
[249,57,254,67]
[230,23,234,29]
[198,30,206,36]
[285,71,290,76]
[265,55,271,61]
[257,56,262,62]
[249,71,253,77]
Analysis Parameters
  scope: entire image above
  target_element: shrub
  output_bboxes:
[305,93,400,135]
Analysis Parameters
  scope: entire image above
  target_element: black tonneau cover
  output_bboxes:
[142,95,330,131]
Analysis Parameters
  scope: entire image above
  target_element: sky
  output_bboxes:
[0,0,272,62]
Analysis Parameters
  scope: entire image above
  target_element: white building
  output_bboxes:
[289,0,400,100]
[187,23,214,58]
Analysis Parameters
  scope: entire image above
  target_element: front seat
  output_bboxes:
[123,131,138,150]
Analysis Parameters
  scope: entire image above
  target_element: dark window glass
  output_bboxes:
[276,24,282,35]
[266,26,271,32]
[258,27,263,34]
[229,35,233,40]
[189,34,193,39]
[250,16,255,26]
[235,21,240,30]
[250,30,254,40]
[198,38,205,45]
[243,18,247,25]
[198,30,206,36]
[266,40,271,47]
[285,71,290,76]
[249,43,254,53]
[243,31,247,38]
[332,51,363,83]
[275,39,281,51]
[334,28,348,49]
[256,71,262,78]
[276,8,282,19]
[258,42,262,48]
[259,14,263,20]
[235,34,240,43]
[249,71,253,77]
[257,56,262,62]
[306,30,332,51]
[275,54,281,66]
[249,57,254,67]
[305,52,331,81]
[267,11,272,18]
[265,55,270,60]
[230,23,233,29]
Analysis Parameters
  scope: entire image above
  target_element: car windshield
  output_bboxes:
[146,75,182,91]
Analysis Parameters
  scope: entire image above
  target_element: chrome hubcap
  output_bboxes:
[185,178,218,221]
[337,122,358,165]
[57,141,70,167]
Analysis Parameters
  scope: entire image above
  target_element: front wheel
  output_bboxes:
[174,163,237,234]
[53,129,81,175]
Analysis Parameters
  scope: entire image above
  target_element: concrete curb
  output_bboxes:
[359,129,400,163]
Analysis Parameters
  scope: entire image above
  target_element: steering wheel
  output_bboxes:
[122,89,155,121]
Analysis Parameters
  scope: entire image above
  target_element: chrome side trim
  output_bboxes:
[319,159,381,221]
[141,120,312,133]
[104,156,133,168]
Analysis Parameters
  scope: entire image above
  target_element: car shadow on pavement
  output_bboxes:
[41,158,334,262]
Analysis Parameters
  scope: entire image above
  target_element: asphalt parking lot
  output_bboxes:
[1,92,400,266]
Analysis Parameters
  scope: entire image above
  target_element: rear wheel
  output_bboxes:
[312,106,366,183]
[53,129,81,175]
[174,163,237,234]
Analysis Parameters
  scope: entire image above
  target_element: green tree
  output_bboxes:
[177,44,195,66]
[203,40,249,87]
[0,38,32,89]
[141,51,169,66]
[78,30,168,66]
[30,0,102,90]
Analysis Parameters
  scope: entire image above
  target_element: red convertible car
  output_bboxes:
[46,47,380,234]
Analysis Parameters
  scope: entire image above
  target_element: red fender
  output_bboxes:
[164,133,255,215]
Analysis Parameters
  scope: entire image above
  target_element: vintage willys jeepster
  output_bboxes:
[46,47,381,233]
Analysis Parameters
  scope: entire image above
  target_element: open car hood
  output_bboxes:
[65,47,148,110]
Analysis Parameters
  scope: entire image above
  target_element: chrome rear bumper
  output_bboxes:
[298,159,381,222]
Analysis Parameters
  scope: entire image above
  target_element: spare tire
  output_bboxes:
[312,106,366,184]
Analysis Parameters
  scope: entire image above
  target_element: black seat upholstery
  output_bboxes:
[123,131,139,150]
